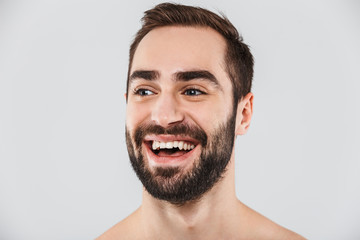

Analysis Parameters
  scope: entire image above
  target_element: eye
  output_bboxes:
[134,88,155,96]
[183,88,206,96]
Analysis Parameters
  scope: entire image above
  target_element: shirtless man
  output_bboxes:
[98,3,305,240]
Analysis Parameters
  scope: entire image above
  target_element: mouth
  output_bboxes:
[143,136,200,166]
[145,140,196,157]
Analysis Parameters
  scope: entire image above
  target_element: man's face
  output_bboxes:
[126,26,237,204]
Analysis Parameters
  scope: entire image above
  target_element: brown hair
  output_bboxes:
[127,3,254,104]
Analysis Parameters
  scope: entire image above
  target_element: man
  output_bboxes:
[98,3,305,240]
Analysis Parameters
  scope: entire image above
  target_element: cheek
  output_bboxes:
[126,102,149,131]
[187,100,229,130]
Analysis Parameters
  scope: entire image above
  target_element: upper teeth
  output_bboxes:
[152,141,195,151]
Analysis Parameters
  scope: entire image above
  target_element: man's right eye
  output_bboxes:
[134,89,154,96]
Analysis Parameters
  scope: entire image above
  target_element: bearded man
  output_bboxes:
[97,3,305,240]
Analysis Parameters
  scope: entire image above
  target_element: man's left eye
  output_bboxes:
[183,89,205,96]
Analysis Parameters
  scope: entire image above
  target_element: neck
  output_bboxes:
[139,156,241,240]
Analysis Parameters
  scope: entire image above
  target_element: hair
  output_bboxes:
[127,3,254,105]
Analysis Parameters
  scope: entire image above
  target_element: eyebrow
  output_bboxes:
[129,70,221,89]
[129,70,160,81]
[174,71,220,87]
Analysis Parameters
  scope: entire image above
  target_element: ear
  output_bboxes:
[235,92,253,135]
[124,93,127,100]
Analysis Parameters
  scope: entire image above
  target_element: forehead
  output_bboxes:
[131,26,228,77]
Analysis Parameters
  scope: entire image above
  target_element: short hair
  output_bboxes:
[127,3,254,105]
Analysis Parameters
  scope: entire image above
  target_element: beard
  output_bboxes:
[125,111,236,206]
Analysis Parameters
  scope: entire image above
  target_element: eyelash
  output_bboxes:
[183,87,206,96]
[133,88,155,96]
[132,86,207,97]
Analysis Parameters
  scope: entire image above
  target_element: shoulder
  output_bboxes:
[239,202,306,240]
[96,208,142,240]
[280,231,307,240]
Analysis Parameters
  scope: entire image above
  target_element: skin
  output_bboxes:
[97,26,306,240]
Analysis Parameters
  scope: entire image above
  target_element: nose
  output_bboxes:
[151,92,184,128]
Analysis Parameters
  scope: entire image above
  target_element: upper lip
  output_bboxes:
[143,134,199,145]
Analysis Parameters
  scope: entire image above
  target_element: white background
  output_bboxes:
[0,0,359,239]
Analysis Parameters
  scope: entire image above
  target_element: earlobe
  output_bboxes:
[235,92,253,135]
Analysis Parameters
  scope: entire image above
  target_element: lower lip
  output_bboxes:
[144,143,199,168]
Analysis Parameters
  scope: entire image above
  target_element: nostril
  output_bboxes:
[151,101,184,127]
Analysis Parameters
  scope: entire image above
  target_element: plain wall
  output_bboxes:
[0,0,359,239]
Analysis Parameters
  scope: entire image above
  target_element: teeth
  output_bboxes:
[178,141,184,150]
[151,140,195,151]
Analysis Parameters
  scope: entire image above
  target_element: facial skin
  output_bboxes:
[126,26,249,205]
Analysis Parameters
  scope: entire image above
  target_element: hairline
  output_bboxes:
[127,25,238,105]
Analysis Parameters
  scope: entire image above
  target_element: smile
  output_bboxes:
[153,140,194,151]
[143,136,200,166]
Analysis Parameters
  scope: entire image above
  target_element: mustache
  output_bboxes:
[134,123,208,148]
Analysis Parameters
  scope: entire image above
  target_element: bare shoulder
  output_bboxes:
[96,208,142,240]
[239,202,307,240]
[280,230,307,240]
[262,218,306,240]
